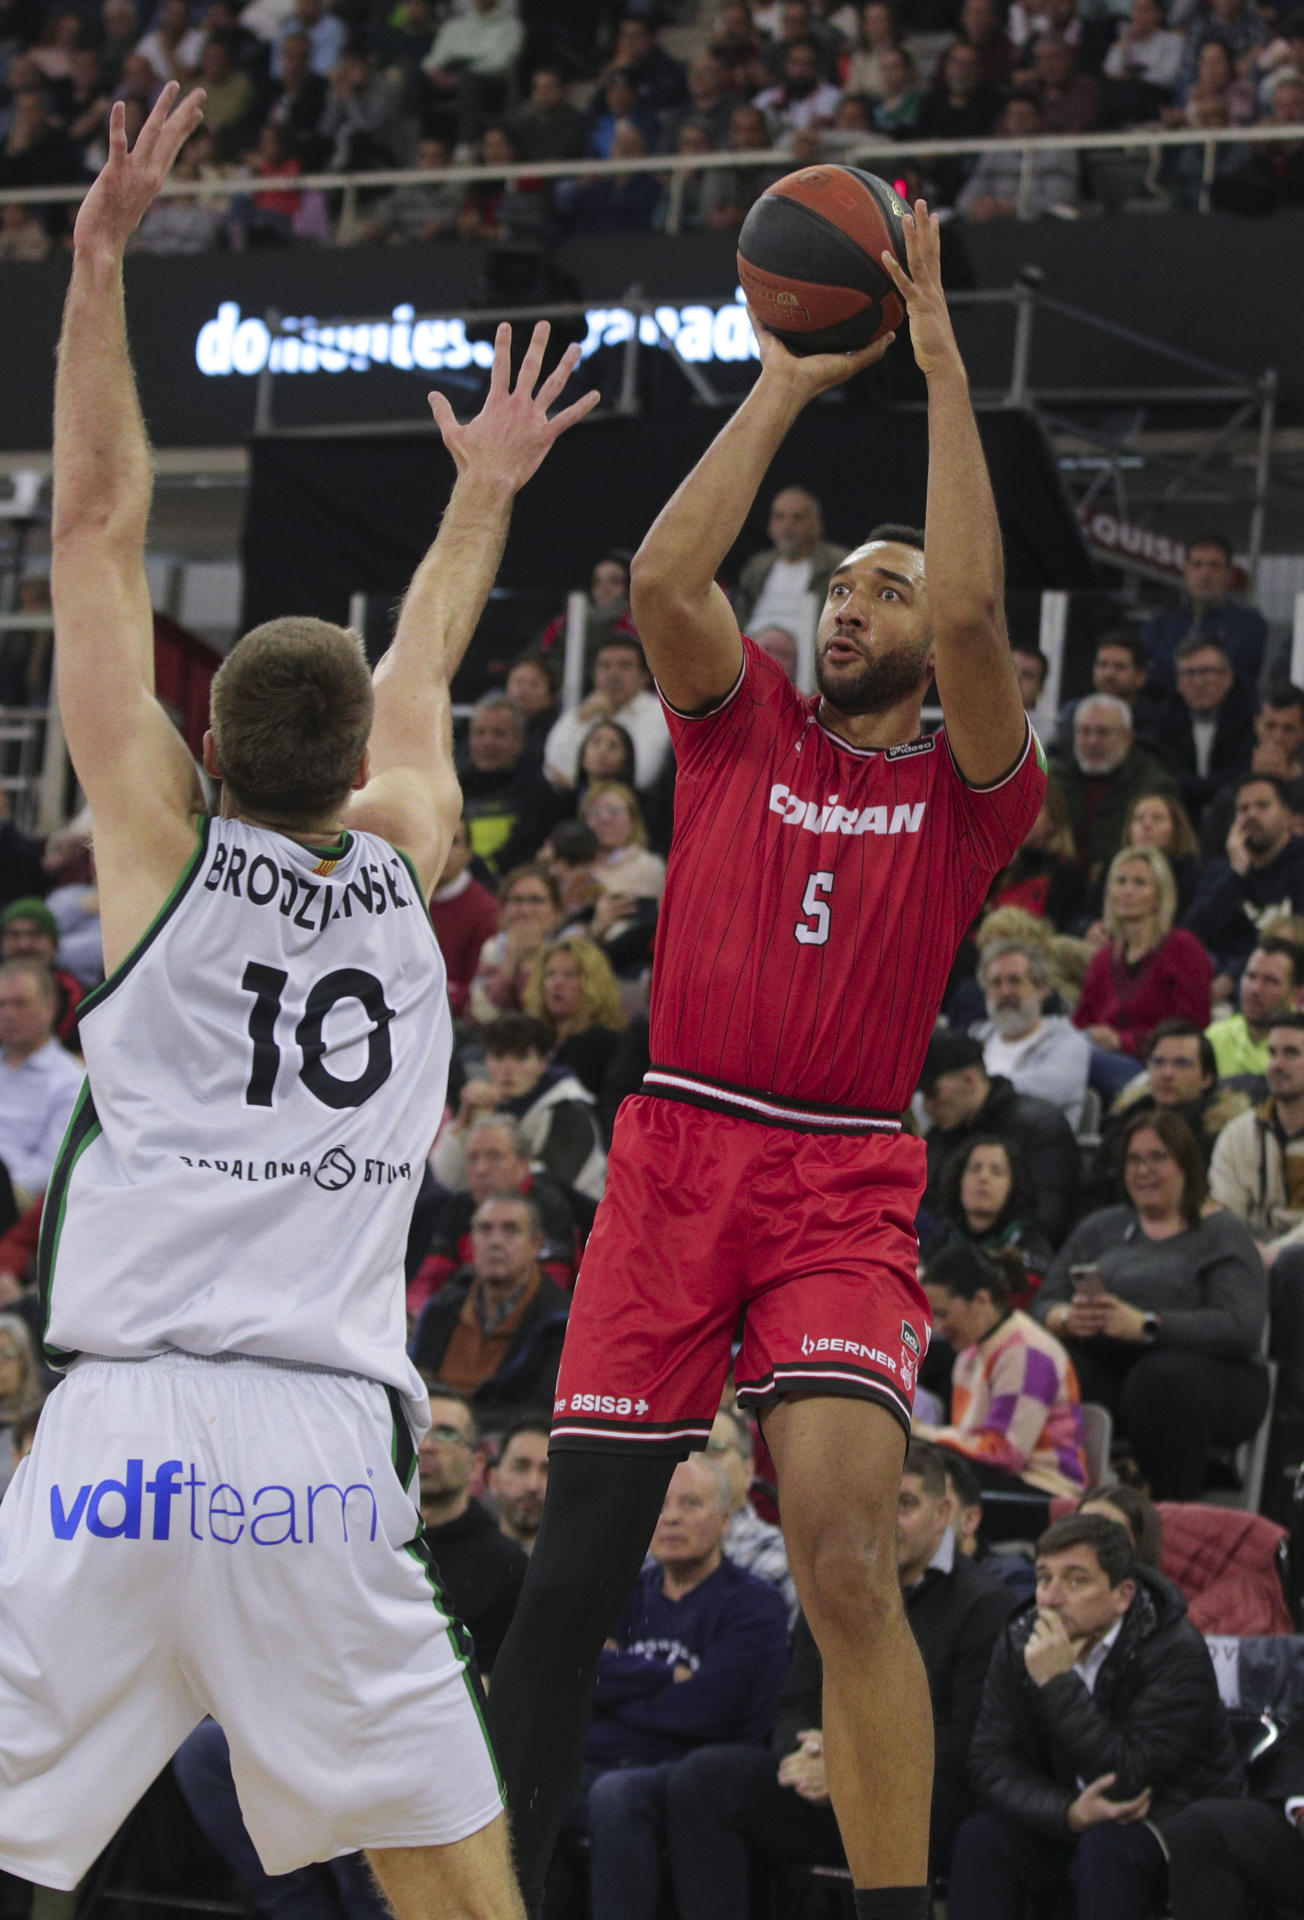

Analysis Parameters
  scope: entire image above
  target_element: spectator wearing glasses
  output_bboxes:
[1156,637,1257,826]
[705,1405,798,1624]
[1036,1109,1269,1499]
[468,863,561,1023]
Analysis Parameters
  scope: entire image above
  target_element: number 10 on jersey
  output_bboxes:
[795,872,834,946]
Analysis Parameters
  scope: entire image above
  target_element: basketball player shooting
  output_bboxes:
[486,204,1046,1920]
[0,86,594,1920]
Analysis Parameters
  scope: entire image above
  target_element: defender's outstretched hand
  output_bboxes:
[74,82,206,261]
[429,321,600,495]
[880,201,961,379]
[748,305,894,401]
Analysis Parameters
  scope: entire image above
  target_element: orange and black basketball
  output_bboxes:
[737,166,909,357]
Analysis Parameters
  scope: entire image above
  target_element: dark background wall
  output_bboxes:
[3,210,1298,451]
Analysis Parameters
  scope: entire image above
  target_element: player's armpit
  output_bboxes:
[628,573,744,716]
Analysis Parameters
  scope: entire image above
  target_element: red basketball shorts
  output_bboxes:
[551,1081,931,1455]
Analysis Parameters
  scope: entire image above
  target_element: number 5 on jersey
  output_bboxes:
[795,871,834,947]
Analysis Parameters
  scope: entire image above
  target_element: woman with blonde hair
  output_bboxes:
[0,1314,42,1496]
[1084,789,1202,927]
[578,781,666,902]
[523,935,627,1096]
[1072,844,1213,1096]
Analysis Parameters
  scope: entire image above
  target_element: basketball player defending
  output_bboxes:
[486,205,1045,1920]
[0,88,595,1918]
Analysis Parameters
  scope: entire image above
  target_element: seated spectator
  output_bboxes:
[602,15,689,117]
[732,485,845,634]
[1170,30,1258,122]
[468,862,559,1021]
[521,934,625,1098]
[1209,1009,1304,1442]
[1206,932,1304,1077]
[942,1450,1038,1599]
[0,898,82,1051]
[920,1244,1087,1507]
[369,0,437,77]
[753,37,843,130]
[922,1031,1080,1247]
[957,92,1081,220]
[459,693,560,875]
[53,46,112,167]
[579,781,666,903]
[1211,70,1304,210]
[662,1440,1016,1912]
[1103,0,1185,116]
[870,43,923,129]
[987,779,1086,929]
[318,48,407,173]
[1200,680,1304,858]
[183,32,255,136]
[660,52,736,150]
[537,553,636,671]
[263,29,329,167]
[842,0,903,96]
[0,961,84,1215]
[1037,1109,1269,1499]
[763,0,845,84]
[705,1405,797,1623]
[435,1013,606,1200]
[508,64,588,161]
[585,67,661,157]
[0,83,85,233]
[360,133,463,243]
[457,121,548,242]
[1083,787,1204,922]
[541,820,604,921]
[947,0,1018,87]
[564,1455,789,1920]
[1073,846,1212,1094]
[709,0,773,98]
[486,1411,549,1553]
[565,120,661,232]
[0,203,51,260]
[951,1513,1243,1920]
[0,1312,41,1497]
[698,101,782,226]
[1184,772,1304,982]
[409,1191,570,1417]
[915,41,1003,200]
[503,651,559,769]
[1176,0,1267,91]
[1076,1478,1164,1567]
[1152,636,1257,824]
[130,137,227,252]
[408,1111,578,1313]
[544,634,670,794]
[923,1135,1055,1302]
[572,720,638,806]
[135,0,204,85]
[414,1382,529,1668]
[1166,1717,1304,1920]
[1028,31,1101,127]
[973,938,1090,1124]
[1141,529,1268,691]
[1048,695,1175,882]
[1054,629,1162,759]
[1094,1019,1250,1188]
[420,0,523,146]
[229,121,328,248]
[271,0,346,79]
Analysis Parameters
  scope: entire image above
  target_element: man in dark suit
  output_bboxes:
[1154,637,1257,825]
[1165,1716,1304,1918]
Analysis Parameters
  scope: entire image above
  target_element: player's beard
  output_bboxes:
[815,640,931,717]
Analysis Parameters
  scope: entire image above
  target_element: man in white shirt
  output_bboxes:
[732,485,845,635]
[542,634,669,791]
[973,940,1090,1128]
[0,960,84,1206]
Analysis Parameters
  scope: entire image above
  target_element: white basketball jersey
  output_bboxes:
[39,816,450,1417]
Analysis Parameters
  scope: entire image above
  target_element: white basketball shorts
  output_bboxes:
[0,1351,504,1889]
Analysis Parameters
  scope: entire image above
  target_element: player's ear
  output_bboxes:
[201,730,221,780]
[352,748,371,792]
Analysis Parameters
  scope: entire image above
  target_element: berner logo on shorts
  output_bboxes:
[48,1460,379,1546]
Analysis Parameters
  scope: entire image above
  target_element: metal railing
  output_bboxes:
[0,122,1299,231]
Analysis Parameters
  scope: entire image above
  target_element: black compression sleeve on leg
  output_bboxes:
[484,1448,678,1909]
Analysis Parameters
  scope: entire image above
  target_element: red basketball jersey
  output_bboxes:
[649,639,1047,1115]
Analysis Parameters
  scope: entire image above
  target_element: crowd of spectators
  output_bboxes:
[0,0,1301,261]
[2,506,1304,1920]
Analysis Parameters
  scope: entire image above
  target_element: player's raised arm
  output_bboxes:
[52,84,208,971]
[880,205,1027,786]
[346,321,597,895]
[631,319,894,715]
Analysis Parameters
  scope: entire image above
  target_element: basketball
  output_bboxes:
[737,166,909,357]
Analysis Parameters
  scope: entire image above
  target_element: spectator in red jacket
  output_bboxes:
[428,819,498,1020]
[1073,845,1213,1099]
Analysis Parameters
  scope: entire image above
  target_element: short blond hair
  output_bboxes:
[523,935,627,1034]
[580,780,648,848]
[210,617,374,828]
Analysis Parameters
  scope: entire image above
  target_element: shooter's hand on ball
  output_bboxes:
[74,82,206,263]
[747,305,895,401]
[880,201,961,381]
